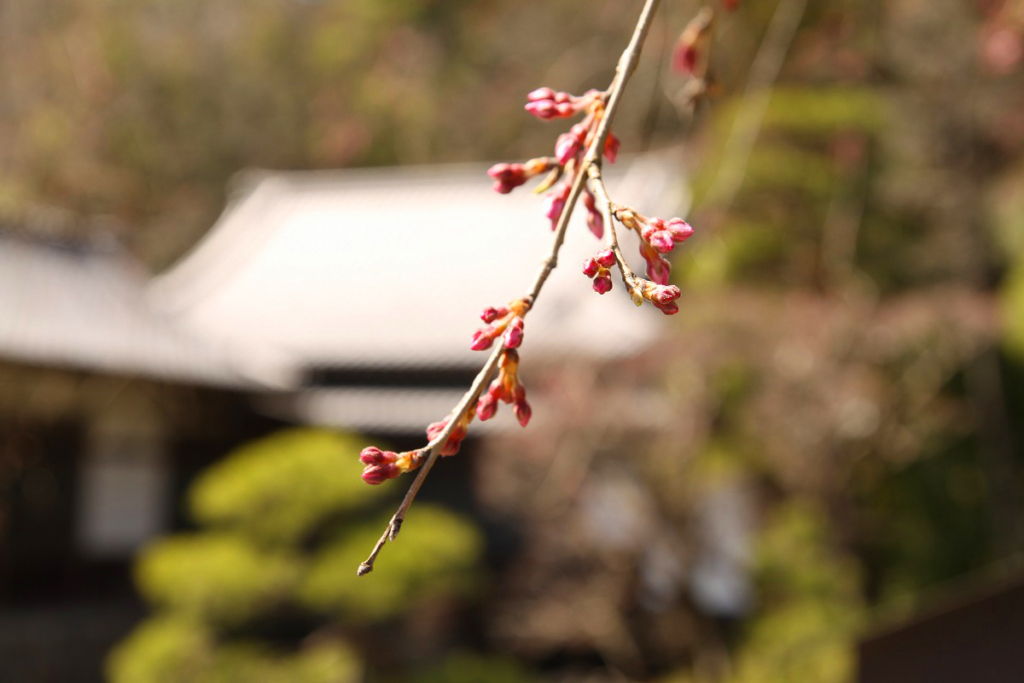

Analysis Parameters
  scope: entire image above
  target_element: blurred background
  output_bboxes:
[2,0,1024,681]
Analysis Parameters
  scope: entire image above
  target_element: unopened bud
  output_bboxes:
[555,133,582,165]
[650,284,681,305]
[470,327,497,351]
[604,133,621,164]
[362,462,398,485]
[593,269,613,294]
[487,163,527,194]
[527,86,556,102]
[555,102,576,117]
[504,317,524,349]
[650,230,674,254]
[666,218,694,242]
[477,393,498,421]
[481,306,509,323]
[583,190,604,239]
[657,301,680,315]
[595,249,615,268]
[525,100,558,119]
[582,258,600,278]
[359,447,395,465]
[513,398,532,427]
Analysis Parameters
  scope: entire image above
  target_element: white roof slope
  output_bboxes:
[151,151,688,372]
[0,232,282,387]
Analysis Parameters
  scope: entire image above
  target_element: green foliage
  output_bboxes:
[189,428,386,544]
[1005,267,1024,361]
[855,439,992,600]
[107,616,210,683]
[993,165,1024,361]
[410,650,534,683]
[760,88,885,136]
[680,218,787,289]
[135,533,301,626]
[113,428,486,680]
[107,616,360,683]
[731,502,863,683]
[301,506,483,620]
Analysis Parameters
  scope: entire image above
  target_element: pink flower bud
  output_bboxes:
[427,416,468,457]
[426,418,449,441]
[477,393,498,421]
[524,89,583,120]
[647,260,671,286]
[513,398,532,427]
[544,184,570,230]
[651,284,681,305]
[359,447,395,465]
[487,163,527,194]
[471,326,497,351]
[604,133,621,164]
[480,306,509,323]
[362,462,398,485]
[582,258,600,278]
[650,230,675,253]
[595,249,615,268]
[666,218,694,242]
[487,378,510,404]
[441,423,466,456]
[593,269,613,295]
[640,242,672,285]
[555,132,582,165]
[655,301,680,315]
[503,317,524,349]
[527,87,557,102]
[673,43,699,74]
[582,190,604,239]
[525,100,558,119]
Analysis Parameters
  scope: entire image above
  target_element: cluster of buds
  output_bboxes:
[360,447,422,485]
[582,249,616,295]
[614,206,693,286]
[488,157,558,194]
[426,405,475,457]
[477,349,531,427]
[635,279,682,315]
[525,87,601,120]
[491,87,620,238]
[359,41,704,489]
[471,298,530,351]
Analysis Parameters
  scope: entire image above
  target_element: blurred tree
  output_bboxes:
[108,428,490,682]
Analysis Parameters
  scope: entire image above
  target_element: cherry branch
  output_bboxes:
[357,0,663,577]
[587,166,644,303]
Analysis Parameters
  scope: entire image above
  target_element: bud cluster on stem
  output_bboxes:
[471,298,531,351]
[360,447,423,485]
[356,0,710,577]
[582,248,617,295]
[477,349,531,427]
[613,205,693,287]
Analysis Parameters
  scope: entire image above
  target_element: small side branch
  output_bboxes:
[588,165,643,302]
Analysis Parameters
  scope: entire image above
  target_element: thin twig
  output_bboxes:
[588,166,643,302]
[358,0,662,576]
